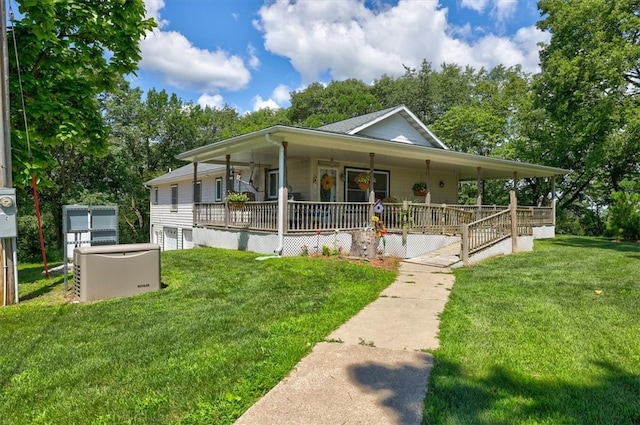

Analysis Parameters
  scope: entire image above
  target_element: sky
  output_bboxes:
[133,0,549,114]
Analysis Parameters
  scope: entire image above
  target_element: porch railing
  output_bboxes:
[288,201,370,232]
[460,194,534,265]
[194,201,545,235]
[461,209,512,259]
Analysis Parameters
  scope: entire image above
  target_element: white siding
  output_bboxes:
[357,115,433,147]
[332,160,458,204]
[288,159,312,200]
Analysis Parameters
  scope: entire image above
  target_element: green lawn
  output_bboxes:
[0,248,397,425]
[423,236,640,425]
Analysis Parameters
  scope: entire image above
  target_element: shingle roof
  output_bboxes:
[318,105,401,134]
[145,162,223,186]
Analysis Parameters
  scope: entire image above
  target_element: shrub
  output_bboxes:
[606,179,640,241]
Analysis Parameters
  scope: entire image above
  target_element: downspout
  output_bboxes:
[265,132,285,255]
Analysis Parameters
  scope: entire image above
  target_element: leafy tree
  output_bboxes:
[536,0,640,210]
[288,79,380,127]
[8,0,155,255]
[8,0,156,185]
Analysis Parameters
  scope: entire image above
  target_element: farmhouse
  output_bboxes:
[146,105,567,264]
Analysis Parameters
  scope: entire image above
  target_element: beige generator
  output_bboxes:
[73,243,161,302]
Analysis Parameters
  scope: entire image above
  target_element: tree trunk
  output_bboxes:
[349,229,379,260]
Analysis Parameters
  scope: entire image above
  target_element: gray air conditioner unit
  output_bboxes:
[73,243,161,302]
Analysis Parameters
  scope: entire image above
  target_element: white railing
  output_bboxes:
[194,201,544,236]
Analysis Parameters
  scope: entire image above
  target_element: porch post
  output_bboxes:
[283,141,288,188]
[551,175,556,226]
[425,159,431,204]
[225,155,232,194]
[369,153,375,217]
[510,190,518,253]
[476,166,483,206]
[282,141,289,234]
[193,162,198,225]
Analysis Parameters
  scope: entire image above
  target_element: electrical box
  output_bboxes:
[73,243,161,302]
[0,188,17,238]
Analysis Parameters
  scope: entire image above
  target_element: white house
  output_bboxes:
[146,105,568,263]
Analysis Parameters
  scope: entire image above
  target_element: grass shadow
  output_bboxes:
[351,356,433,425]
[550,236,639,253]
[423,358,640,424]
[19,275,66,301]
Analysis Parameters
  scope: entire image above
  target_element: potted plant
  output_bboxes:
[412,182,427,196]
[354,172,370,190]
[227,192,249,208]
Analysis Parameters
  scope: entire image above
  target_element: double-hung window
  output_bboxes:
[345,168,390,202]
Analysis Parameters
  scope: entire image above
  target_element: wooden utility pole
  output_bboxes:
[0,0,17,306]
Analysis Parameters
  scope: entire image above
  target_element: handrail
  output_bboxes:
[460,206,534,265]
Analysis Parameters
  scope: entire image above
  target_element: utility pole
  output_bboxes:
[0,0,18,306]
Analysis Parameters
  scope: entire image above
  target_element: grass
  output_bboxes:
[423,236,640,425]
[0,248,397,425]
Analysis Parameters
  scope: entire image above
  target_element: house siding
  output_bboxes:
[357,114,432,147]
[316,159,458,204]
[288,159,312,200]
[150,180,194,250]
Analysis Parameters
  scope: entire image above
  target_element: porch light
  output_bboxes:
[439,180,445,188]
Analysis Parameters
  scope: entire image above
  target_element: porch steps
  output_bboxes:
[404,242,462,268]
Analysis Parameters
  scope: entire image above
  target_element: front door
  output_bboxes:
[318,168,337,202]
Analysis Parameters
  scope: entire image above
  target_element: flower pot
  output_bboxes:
[358,182,370,190]
[413,189,427,196]
[229,201,245,210]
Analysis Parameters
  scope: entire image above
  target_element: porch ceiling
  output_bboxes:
[177,126,569,180]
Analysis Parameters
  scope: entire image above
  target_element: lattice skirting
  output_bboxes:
[192,226,460,259]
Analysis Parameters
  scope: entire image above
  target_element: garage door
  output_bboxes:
[163,228,178,251]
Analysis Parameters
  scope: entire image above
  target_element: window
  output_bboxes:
[171,185,178,211]
[192,180,202,203]
[215,177,223,201]
[345,168,390,202]
[153,187,158,205]
[267,170,279,200]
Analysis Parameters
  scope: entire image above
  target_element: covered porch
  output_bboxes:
[177,124,565,261]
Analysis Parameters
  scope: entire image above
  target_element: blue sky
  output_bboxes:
[133,0,548,114]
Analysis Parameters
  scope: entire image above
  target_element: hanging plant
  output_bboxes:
[354,172,370,184]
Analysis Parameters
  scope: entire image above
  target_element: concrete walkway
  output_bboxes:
[234,261,455,425]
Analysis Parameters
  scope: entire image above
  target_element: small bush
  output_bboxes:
[606,179,640,240]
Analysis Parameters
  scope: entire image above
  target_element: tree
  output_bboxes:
[606,178,640,240]
[535,0,640,210]
[8,0,156,187]
[8,1,155,252]
[288,79,380,127]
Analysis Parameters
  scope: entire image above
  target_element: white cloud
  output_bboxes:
[141,0,252,95]
[461,0,489,13]
[256,0,544,84]
[144,0,169,28]
[494,0,518,22]
[140,29,251,92]
[460,0,518,22]
[252,95,280,111]
[272,84,291,105]
[247,44,260,70]
[250,84,292,111]
[197,93,225,109]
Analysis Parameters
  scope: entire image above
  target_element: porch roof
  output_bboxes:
[176,125,569,180]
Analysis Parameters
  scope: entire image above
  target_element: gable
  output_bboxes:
[318,105,448,149]
[355,113,435,147]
